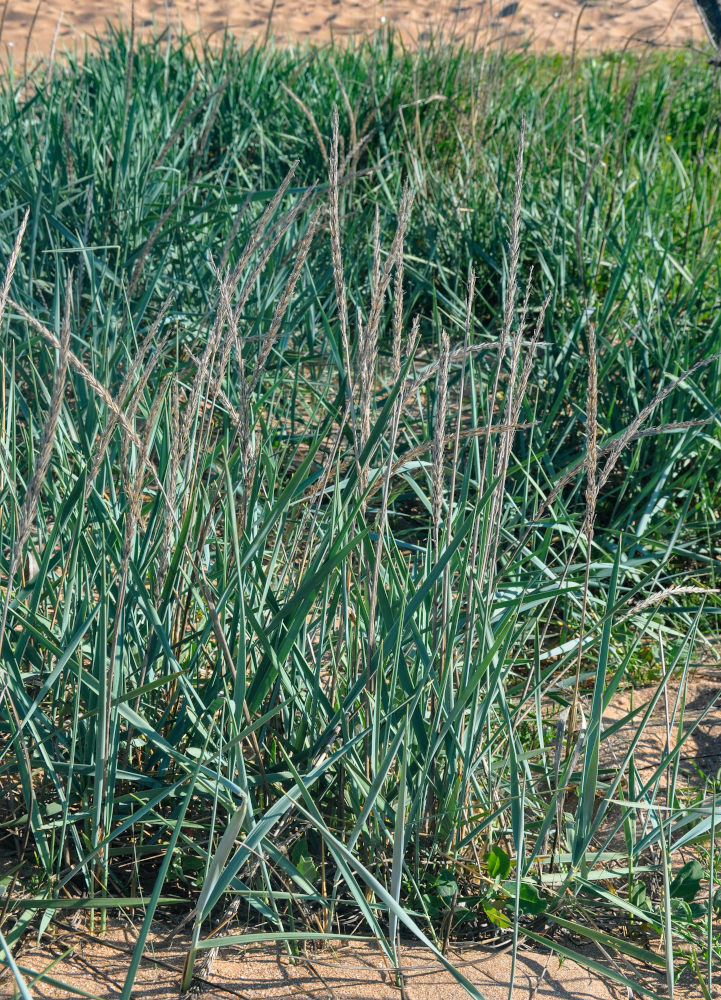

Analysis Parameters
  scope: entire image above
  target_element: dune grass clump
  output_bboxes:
[0,28,720,999]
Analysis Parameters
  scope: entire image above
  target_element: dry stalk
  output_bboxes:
[0,209,29,328]
[496,299,526,475]
[359,311,377,464]
[75,181,95,302]
[104,383,167,859]
[444,273,475,669]
[249,208,321,391]
[367,321,422,645]
[506,349,721,576]
[596,349,721,493]
[108,382,167,744]
[193,199,320,564]
[432,331,450,555]
[427,331,451,835]
[486,288,549,582]
[340,128,377,181]
[228,185,317,333]
[400,341,500,409]
[128,183,193,296]
[477,114,526,565]
[9,297,152,470]
[372,205,381,303]
[192,77,231,170]
[566,322,598,757]
[359,188,413,494]
[177,277,228,488]
[0,1,8,46]
[620,585,714,625]
[86,295,173,497]
[332,64,357,154]
[149,73,202,172]
[0,284,70,883]
[227,161,300,294]
[367,397,403,660]
[0,287,70,642]
[512,293,550,424]
[391,251,405,383]
[212,271,254,513]
[156,380,180,599]
[303,420,534,510]
[218,185,258,273]
[204,210,321,527]
[329,106,361,477]
[185,191,319,571]
[500,116,525,351]
[366,184,413,356]
[280,82,327,161]
[584,324,599,534]
[203,188,316,427]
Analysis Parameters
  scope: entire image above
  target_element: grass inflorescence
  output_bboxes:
[0,26,720,999]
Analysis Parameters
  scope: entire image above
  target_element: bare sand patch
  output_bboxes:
[2,915,694,1000]
[0,0,708,66]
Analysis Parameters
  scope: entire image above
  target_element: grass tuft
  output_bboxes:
[0,27,720,999]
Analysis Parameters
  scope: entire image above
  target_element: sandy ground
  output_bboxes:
[0,0,709,66]
[603,677,721,786]
[7,918,714,1000]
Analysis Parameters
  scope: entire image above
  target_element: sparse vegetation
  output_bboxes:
[0,27,720,999]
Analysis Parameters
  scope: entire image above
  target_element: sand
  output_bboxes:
[8,910,721,999]
[603,677,721,786]
[0,0,709,67]
[1,917,697,1000]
